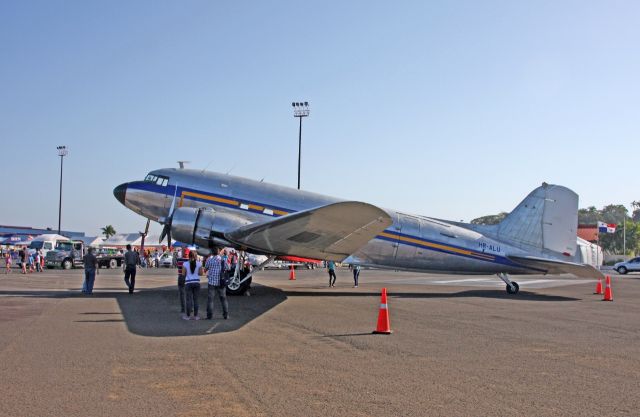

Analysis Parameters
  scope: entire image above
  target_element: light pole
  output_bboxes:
[292,101,310,190]
[56,145,68,235]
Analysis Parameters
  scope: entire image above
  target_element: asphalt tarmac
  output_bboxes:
[1,267,638,417]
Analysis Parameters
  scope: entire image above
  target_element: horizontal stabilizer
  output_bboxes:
[507,255,604,279]
[225,201,393,261]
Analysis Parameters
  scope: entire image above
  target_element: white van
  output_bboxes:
[28,234,71,257]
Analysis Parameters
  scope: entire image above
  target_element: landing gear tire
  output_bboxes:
[109,259,117,269]
[226,272,252,296]
[62,259,72,270]
[506,281,520,294]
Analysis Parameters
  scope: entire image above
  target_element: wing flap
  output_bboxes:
[507,255,604,279]
[225,201,392,261]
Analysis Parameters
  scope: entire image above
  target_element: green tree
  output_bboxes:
[632,201,640,222]
[101,225,116,239]
[578,206,600,224]
[470,212,508,225]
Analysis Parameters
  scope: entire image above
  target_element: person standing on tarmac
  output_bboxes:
[182,251,203,320]
[18,248,26,274]
[82,247,99,294]
[204,247,229,320]
[327,260,337,287]
[176,249,188,314]
[5,250,12,274]
[352,264,360,288]
[123,244,139,294]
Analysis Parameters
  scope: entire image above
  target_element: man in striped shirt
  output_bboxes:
[204,247,229,320]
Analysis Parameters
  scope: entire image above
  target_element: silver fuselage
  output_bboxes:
[116,168,541,275]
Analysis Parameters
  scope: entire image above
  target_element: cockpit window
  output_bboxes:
[144,174,169,186]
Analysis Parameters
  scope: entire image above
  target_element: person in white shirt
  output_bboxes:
[182,251,203,320]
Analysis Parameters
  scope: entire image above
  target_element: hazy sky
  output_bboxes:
[1,1,638,237]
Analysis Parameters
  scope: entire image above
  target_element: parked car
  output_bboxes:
[159,253,174,268]
[613,257,640,274]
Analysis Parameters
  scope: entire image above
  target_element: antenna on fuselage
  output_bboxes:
[226,164,236,175]
[201,160,213,173]
[177,161,190,169]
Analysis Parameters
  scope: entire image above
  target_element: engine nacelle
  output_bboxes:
[171,207,251,248]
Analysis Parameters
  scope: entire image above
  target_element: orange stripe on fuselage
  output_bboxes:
[379,231,495,260]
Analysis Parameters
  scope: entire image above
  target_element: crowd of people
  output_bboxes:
[2,246,45,274]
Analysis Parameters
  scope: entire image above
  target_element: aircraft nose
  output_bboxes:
[113,183,128,206]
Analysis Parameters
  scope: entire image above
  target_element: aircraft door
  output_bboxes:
[394,215,420,266]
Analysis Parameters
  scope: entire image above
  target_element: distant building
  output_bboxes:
[0,225,85,239]
[102,233,169,249]
[578,224,598,243]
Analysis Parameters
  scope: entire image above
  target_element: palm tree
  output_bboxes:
[101,225,116,239]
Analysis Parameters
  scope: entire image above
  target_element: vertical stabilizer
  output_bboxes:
[497,183,578,256]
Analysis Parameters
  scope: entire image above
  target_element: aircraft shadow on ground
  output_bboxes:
[283,289,580,302]
[0,284,287,337]
[0,284,580,337]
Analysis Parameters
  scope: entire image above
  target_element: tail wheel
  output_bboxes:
[506,282,520,294]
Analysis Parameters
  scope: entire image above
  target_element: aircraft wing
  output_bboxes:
[225,201,392,261]
[507,255,604,279]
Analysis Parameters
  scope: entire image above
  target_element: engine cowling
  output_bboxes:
[170,207,251,248]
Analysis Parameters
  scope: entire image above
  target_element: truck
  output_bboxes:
[45,241,124,269]
[45,239,86,269]
[28,234,72,258]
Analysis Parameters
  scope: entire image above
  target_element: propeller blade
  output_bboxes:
[144,219,150,235]
[159,184,179,244]
[159,224,169,244]
[168,183,179,217]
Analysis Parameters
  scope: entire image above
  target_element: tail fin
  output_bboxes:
[497,183,578,256]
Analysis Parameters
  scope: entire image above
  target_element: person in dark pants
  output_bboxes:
[176,255,187,313]
[183,251,203,320]
[327,260,337,287]
[82,247,99,294]
[204,247,229,320]
[352,264,360,288]
[123,244,139,294]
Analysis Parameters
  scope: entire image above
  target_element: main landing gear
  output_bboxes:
[497,272,519,294]
[226,252,276,296]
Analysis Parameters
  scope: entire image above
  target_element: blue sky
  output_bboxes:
[1,1,638,237]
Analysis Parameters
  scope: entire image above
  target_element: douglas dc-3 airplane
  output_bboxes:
[114,168,603,295]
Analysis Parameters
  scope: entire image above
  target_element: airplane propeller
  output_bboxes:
[159,183,179,245]
[139,218,150,253]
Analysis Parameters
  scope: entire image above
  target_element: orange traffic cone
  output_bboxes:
[373,288,392,334]
[289,265,296,280]
[603,275,613,301]
[594,277,603,295]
